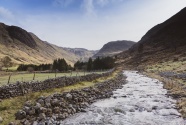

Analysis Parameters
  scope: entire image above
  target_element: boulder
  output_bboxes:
[37,99,45,106]
[39,113,46,120]
[66,93,72,100]
[15,110,27,120]
[28,108,35,115]
[51,98,60,107]
[0,116,3,123]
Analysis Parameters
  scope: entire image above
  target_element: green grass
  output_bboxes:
[146,60,186,73]
[0,70,118,125]
[2,66,18,71]
[0,71,106,86]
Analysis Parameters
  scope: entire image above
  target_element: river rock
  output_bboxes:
[37,99,45,106]
[129,109,135,112]
[53,107,60,114]
[46,108,52,117]
[24,101,32,107]
[15,110,27,120]
[66,93,72,100]
[40,107,47,113]
[28,108,35,115]
[0,116,3,123]
[51,98,60,107]
[39,113,46,120]
[8,122,16,125]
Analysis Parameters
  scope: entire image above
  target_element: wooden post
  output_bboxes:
[33,72,35,80]
[7,74,12,84]
[76,70,78,77]
[55,70,57,78]
[70,70,72,77]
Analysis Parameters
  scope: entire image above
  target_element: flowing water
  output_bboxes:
[61,71,186,125]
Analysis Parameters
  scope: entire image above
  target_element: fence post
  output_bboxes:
[20,83,24,96]
[33,72,35,80]
[7,74,12,84]
[76,70,79,77]
[55,70,57,78]
[70,70,72,77]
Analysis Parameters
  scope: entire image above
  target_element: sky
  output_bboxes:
[0,0,186,50]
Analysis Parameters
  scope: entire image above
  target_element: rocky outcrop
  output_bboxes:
[15,73,126,125]
[0,70,114,99]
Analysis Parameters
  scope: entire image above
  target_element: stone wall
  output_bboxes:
[15,72,126,125]
[0,69,114,99]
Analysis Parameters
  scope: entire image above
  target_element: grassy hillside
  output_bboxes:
[93,40,135,58]
[0,23,95,66]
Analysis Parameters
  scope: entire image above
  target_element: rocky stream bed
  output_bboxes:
[14,71,186,125]
[60,71,186,125]
[15,72,126,125]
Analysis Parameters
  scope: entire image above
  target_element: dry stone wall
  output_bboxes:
[0,70,114,99]
[15,72,126,125]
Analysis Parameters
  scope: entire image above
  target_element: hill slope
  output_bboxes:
[93,40,135,58]
[63,48,97,61]
[0,23,95,65]
[117,7,186,67]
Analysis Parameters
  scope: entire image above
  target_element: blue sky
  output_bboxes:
[0,0,186,50]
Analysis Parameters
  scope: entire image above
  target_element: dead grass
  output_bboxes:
[144,60,186,118]
[146,60,186,73]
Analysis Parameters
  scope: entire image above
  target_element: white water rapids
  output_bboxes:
[61,71,186,125]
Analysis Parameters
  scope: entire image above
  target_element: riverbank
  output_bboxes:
[59,71,185,125]
[144,70,186,118]
[14,72,126,125]
[0,69,123,125]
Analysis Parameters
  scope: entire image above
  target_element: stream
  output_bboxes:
[60,71,186,125]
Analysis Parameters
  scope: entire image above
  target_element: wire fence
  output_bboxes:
[0,69,112,86]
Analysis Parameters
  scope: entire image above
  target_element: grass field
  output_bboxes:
[0,70,119,125]
[0,71,106,86]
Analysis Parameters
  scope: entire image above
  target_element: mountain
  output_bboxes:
[117,7,186,67]
[93,40,135,58]
[63,48,98,61]
[0,23,95,66]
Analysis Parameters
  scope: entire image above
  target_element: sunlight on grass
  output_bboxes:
[0,71,106,86]
[0,70,118,125]
[146,60,186,73]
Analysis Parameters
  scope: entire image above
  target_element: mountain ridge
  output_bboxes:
[0,23,95,65]
[117,7,186,67]
[93,40,135,58]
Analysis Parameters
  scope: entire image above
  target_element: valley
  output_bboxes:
[0,2,186,125]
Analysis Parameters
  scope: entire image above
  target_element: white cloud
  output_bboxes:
[96,0,109,7]
[0,6,14,20]
[53,0,74,7]
[2,0,186,50]
[82,0,96,16]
